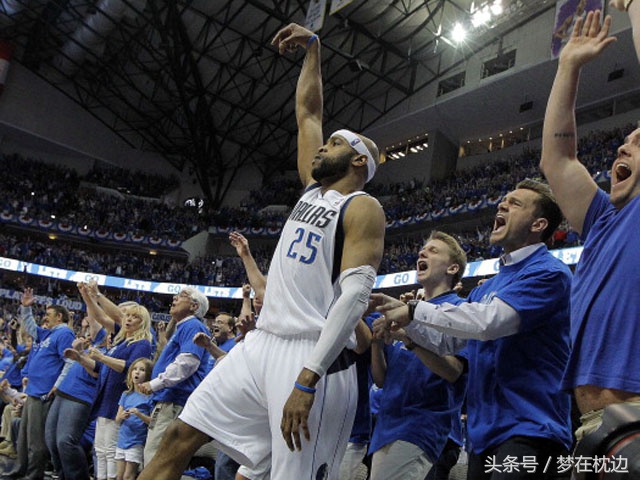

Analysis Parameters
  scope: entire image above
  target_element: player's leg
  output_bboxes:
[310,366,358,479]
[236,456,271,480]
[179,333,273,468]
[265,334,358,479]
[137,419,210,480]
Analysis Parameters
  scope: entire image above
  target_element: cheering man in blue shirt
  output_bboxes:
[5,288,75,480]
[138,287,210,467]
[373,179,573,479]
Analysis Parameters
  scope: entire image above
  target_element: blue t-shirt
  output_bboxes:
[25,324,76,397]
[218,337,236,354]
[117,390,154,449]
[93,334,152,420]
[58,328,108,405]
[0,348,13,372]
[448,360,468,447]
[369,385,383,416]
[21,344,37,380]
[370,291,464,462]
[465,246,573,453]
[150,325,158,357]
[3,360,24,389]
[563,189,640,393]
[206,336,236,373]
[152,316,210,405]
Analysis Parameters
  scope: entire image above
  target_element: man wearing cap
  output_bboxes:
[139,22,386,480]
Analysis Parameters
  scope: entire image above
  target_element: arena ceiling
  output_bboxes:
[0,0,554,206]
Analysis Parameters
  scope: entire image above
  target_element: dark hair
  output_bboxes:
[516,178,563,242]
[47,305,70,324]
[216,312,237,332]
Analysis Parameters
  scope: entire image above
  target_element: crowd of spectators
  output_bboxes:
[0,271,169,319]
[0,213,582,297]
[0,156,178,203]
[0,123,625,291]
[0,123,627,250]
[0,154,289,241]
[0,232,274,289]
[239,177,302,212]
[367,123,627,221]
[84,164,179,198]
[0,158,208,241]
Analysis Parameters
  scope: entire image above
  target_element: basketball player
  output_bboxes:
[540,7,640,440]
[138,22,385,480]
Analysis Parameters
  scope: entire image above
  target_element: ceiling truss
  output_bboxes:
[0,0,552,207]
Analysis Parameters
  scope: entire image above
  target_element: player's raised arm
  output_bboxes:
[540,11,616,233]
[273,23,323,187]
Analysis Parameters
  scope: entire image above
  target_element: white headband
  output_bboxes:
[331,129,377,183]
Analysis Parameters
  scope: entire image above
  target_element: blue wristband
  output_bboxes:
[294,381,316,394]
[306,34,318,48]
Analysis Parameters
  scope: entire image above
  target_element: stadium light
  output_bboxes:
[471,6,491,27]
[470,1,503,28]
[385,134,429,160]
[452,23,467,43]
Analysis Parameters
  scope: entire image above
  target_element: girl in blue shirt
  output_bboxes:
[115,357,154,480]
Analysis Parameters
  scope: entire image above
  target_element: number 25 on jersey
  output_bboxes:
[286,227,322,265]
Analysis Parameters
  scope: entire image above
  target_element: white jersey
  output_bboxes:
[258,184,367,336]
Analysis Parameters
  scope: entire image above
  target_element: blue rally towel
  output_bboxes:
[182,466,213,480]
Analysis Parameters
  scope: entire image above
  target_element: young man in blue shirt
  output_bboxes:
[373,179,573,479]
[369,231,467,480]
[540,5,640,442]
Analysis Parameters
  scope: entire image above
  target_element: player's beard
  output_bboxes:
[312,151,351,182]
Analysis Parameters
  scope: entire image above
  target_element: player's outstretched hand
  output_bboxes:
[271,23,316,55]
[281,385,315,451]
